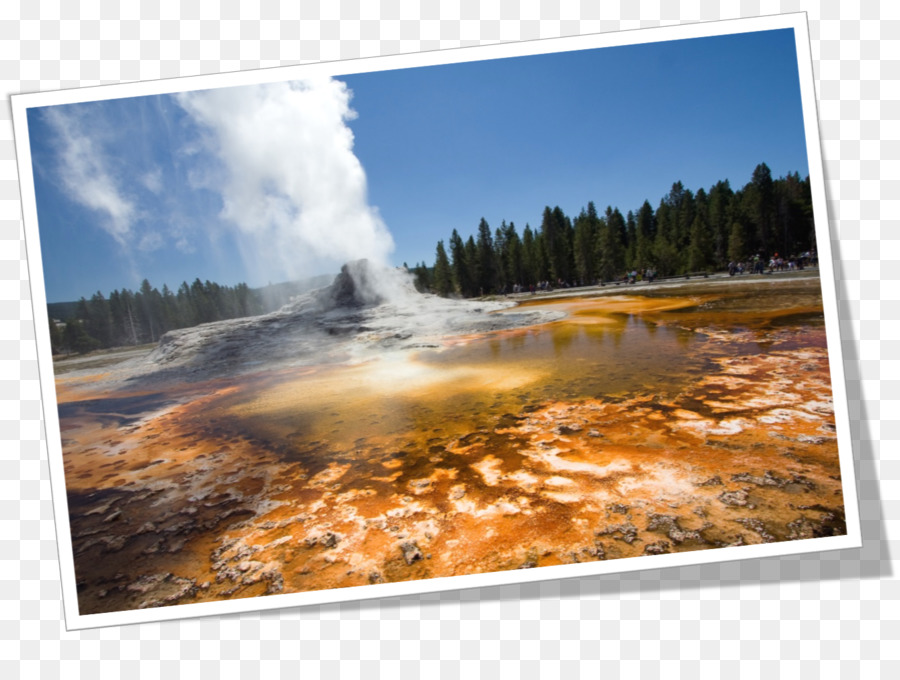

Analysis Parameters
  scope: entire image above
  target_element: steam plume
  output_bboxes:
[176,77,395,283]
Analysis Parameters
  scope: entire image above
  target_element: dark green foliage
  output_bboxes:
[423,163,816,296]
[540,206,574,283]
[521,224,539,287]
[750,162,776,253]
[573,202,599,284]
[448,229,470,297]
[51,276,268,352]
[464,236,479,296]
[687,189,713,272]
[504,222,525,289]
[708,180,734,267]
[412,262,431,293]
[625,210,637,270]
[774,171,813,257]
[728,221,746,262]
[476,217,496,294]
[432,240,453,297]
[46,300,79,322]
[635,200,655,271]
[688,213,713,271]
[48,319,64,354]
[63,318,100,355]
[596,207,626,282]
[85,293,113,348]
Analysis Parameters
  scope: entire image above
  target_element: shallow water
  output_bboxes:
[57,272,846,614]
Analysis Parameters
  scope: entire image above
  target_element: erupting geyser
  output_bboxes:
[137,259,562,383]
[322,259,417,308]
[176,79,395,287]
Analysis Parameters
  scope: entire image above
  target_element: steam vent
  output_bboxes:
[324,259,393,308]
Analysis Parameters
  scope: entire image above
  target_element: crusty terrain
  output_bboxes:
[56,270,845,614]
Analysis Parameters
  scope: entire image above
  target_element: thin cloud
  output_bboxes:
[42,107,136,246]
[137,230,164,252]
[142,168,163,194]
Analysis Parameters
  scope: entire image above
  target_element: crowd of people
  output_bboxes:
[497,253,818,297]
[727,250,818,276]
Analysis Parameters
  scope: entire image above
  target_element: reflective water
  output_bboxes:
[57,272,845,614]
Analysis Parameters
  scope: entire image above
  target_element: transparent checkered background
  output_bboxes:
[1,1,897,677]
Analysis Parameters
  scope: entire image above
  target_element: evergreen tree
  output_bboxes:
[475,217,496,294]
[448,229,469,297]
[675,188,695,258]
[422,161,814,295]
[573,207,596,284]
[540,206,573,283]
[534,228,551,282]
[465,236,479,296]
[688,214,713,271]
[63,318,100,354]
[750,162,775,255]
[432,240,453,297]
[521,224,538,286]
[707,180,733,268]
[596,207,625,282]
[176,282,194,328]
[503,221,524,288]
[138,279,164,342]
[160,284,177,333]
[625,210,637,270]
[727,221,746,262]
[635,200,655,270]
[493,224,508,293]
[191,278,214,324]
[90,292,112,346]
[48,320,64,355]
[653,200,680,276]
[412,262,431,292]
[687,188,713,271]
[774,171,812,256]
[555,206,575,283]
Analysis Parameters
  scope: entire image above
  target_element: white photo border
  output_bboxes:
[11,11,862,631]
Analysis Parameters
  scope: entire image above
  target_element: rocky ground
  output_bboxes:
[107,260,564,386]
[54,266,846,614]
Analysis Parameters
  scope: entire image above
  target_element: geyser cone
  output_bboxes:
[322,259,417,309]
[131,259,562,383]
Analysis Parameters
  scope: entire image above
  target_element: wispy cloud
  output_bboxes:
[141,167,163,194]
[176,77,395,282]
[39,77,395,287]
[42,107,137,246]
[138,231,164,252]
[41,103,194,259]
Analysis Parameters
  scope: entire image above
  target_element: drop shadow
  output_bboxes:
[328,422,887,619]
[269,249,891,620]
[170,245,890,626]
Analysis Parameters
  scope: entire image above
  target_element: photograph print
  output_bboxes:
[13,13,860,629]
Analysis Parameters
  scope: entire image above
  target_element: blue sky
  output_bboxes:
[27,28,809,302]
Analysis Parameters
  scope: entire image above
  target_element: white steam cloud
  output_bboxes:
[42,107,136,246]
[176,77,395,281]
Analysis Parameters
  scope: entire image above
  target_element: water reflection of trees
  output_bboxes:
[485,329,533,361]
[550,326,577,355]
[675,328,695,349]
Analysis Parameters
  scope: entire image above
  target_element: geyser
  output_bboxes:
[176,78,395,285]
[138,259,564,383]
[323,259,417,309]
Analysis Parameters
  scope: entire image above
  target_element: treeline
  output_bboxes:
[49,278,265,355]
[409,163,814,297]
